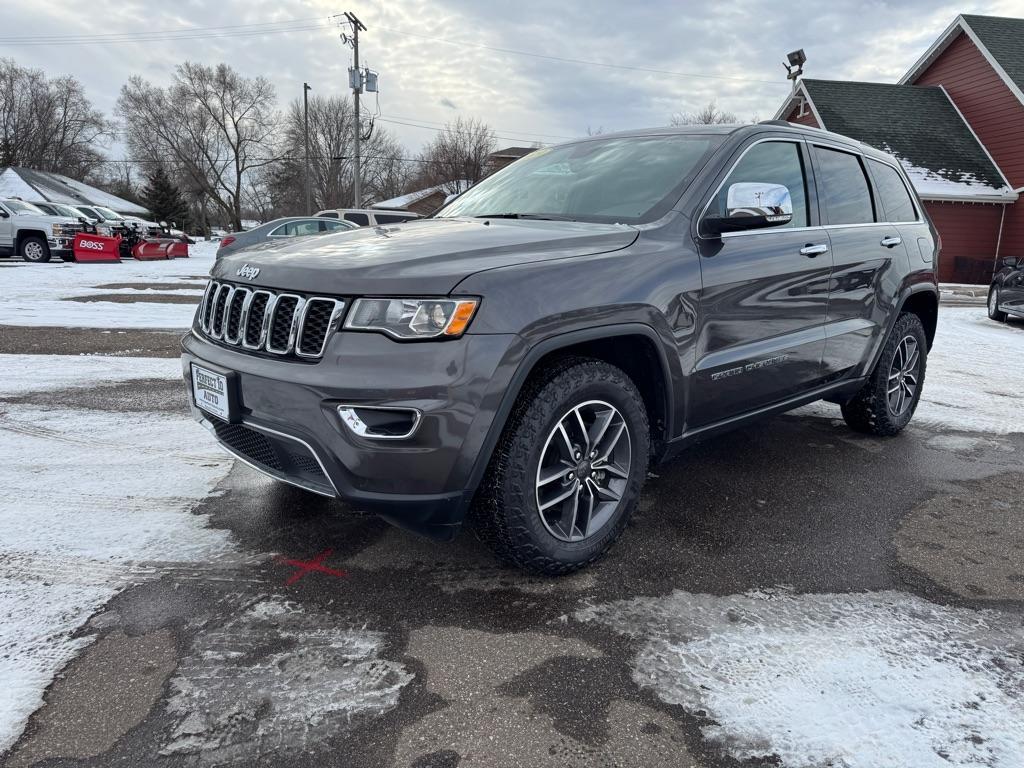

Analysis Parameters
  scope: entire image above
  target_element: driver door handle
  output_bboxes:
[800,243,829,257]
[880,235,902,248]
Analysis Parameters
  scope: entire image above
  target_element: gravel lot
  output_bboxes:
[1,246,1023,768]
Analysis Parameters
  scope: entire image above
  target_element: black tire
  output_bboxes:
[988,285,1007,322]
[20,236,51,263]
[841,313,927,436]
[471,357,650,575]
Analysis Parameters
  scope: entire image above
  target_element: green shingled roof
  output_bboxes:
[800,79,1009,196]
[962,14,1024,98]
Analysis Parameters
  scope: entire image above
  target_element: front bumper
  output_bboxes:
[181,328,517,538]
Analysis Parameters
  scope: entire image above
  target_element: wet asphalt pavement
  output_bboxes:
[3,319,1024,768]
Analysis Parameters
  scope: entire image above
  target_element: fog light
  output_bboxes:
[337,405,422,439]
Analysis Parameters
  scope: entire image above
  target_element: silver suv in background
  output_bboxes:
[315,208,421,227]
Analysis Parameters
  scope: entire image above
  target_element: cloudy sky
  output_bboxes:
[4,0,1023,158]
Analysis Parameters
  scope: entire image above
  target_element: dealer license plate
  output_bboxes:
[191,365,230,421]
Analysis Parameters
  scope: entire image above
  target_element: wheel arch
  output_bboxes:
[463,324,676,499]
[897,286,939,350]
[16,229,48,251]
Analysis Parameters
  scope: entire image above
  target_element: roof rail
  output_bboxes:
[758,119,793,127]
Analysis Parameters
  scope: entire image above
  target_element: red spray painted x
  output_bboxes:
[274,548,348,585]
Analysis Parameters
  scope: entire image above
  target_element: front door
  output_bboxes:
[0,203,13,250]
[692,139,831,428]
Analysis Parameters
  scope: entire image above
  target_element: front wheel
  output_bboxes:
[841,312,928,436]
[20,236,51,263]
[472,358,650,575]
[988,285,1007,322]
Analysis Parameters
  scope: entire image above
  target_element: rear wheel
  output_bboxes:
[20,236,51,263]
[472,358,649,575]
[988,285,1007,322]
[841,313,927,436]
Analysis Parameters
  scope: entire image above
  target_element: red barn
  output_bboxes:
[775,14,1024,284]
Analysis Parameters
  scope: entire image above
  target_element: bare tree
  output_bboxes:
[260,94,411,216]
[117,62,278,230]
[670,100,739,126]
[415,117,496,194]
[0,58,114,177]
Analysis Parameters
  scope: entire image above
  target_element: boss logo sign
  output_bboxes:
[79,239,105,251]
[236,264,260,280]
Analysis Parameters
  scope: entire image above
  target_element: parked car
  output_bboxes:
[315,208,420,226]
[32,201,91,223]
[0,198,83,262]
[216,216,357,258]
[988,256,1024,322]
[184,122,939,573]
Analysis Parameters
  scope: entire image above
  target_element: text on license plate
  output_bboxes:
[191,365,230,421]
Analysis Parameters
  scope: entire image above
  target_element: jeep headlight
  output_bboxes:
[344,298,479,339]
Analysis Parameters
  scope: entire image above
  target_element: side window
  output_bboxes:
[374,213,411,225]
[344,212,370,226]
[269,224,289,236]
[291,220,320,236]
[321,220,350,231]
[710,141,809,229]
[318,211,339,219]
[867,159,917,223]
[813,147,875,225]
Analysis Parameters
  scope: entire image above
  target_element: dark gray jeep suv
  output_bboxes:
[183,122,939,574]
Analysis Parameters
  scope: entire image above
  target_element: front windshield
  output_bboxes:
[56,204,84,217]
[96,206,123,220]
[4,199,44,215]
[437,134,722,224]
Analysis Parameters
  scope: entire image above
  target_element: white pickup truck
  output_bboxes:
[0,198,83,263]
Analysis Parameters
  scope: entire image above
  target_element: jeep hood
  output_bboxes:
[212,218,638,295]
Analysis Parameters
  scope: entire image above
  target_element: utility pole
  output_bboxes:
[303,82,312,215]
[344,12,367,208]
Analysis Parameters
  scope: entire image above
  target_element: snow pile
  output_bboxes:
[578,589,1024,767]
[0,355,233,751]
[0,241,216,329]
[799,307,1024,434]
[162,597,412,762]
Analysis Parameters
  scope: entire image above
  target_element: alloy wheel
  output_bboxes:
[535,400,631,542]
[24,241,44,261]
[887,335,920,416]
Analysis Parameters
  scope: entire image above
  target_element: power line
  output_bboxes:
[380,114,575,141]
[374,25,789,87]
[375,117,553,146]
[0,15,328,42]
[0,19,333,46]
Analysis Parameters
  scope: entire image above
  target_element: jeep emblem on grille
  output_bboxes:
[236,264,260,280]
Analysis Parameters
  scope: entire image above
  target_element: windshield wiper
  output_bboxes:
[473,213,578,222]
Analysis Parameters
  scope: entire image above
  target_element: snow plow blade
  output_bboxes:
[131,239,189,260]
[72,233,122,263]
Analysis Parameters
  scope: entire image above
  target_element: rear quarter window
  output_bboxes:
[867,159,918,223]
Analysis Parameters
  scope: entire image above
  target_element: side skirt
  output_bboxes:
[660,377,866,461]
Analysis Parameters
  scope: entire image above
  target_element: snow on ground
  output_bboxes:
[798,307,1024,434]
[578,589,1024,768]
[0,354,233,752]
[0,354,180,396]
[161,597,412,762]
[0,240,216,330]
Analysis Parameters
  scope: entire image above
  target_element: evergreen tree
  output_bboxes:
[141,167,189,228]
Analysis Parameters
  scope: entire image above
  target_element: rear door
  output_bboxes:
[692,138,832,427]
[866,157,935,285]
[811,145,906,378]
[1001,261,1024,314]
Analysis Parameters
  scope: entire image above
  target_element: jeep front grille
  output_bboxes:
[197,280,345,359]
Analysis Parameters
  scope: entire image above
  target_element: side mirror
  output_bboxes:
[1003,257,1019,269]
[703,182,793,236]
[0,209,9,219]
